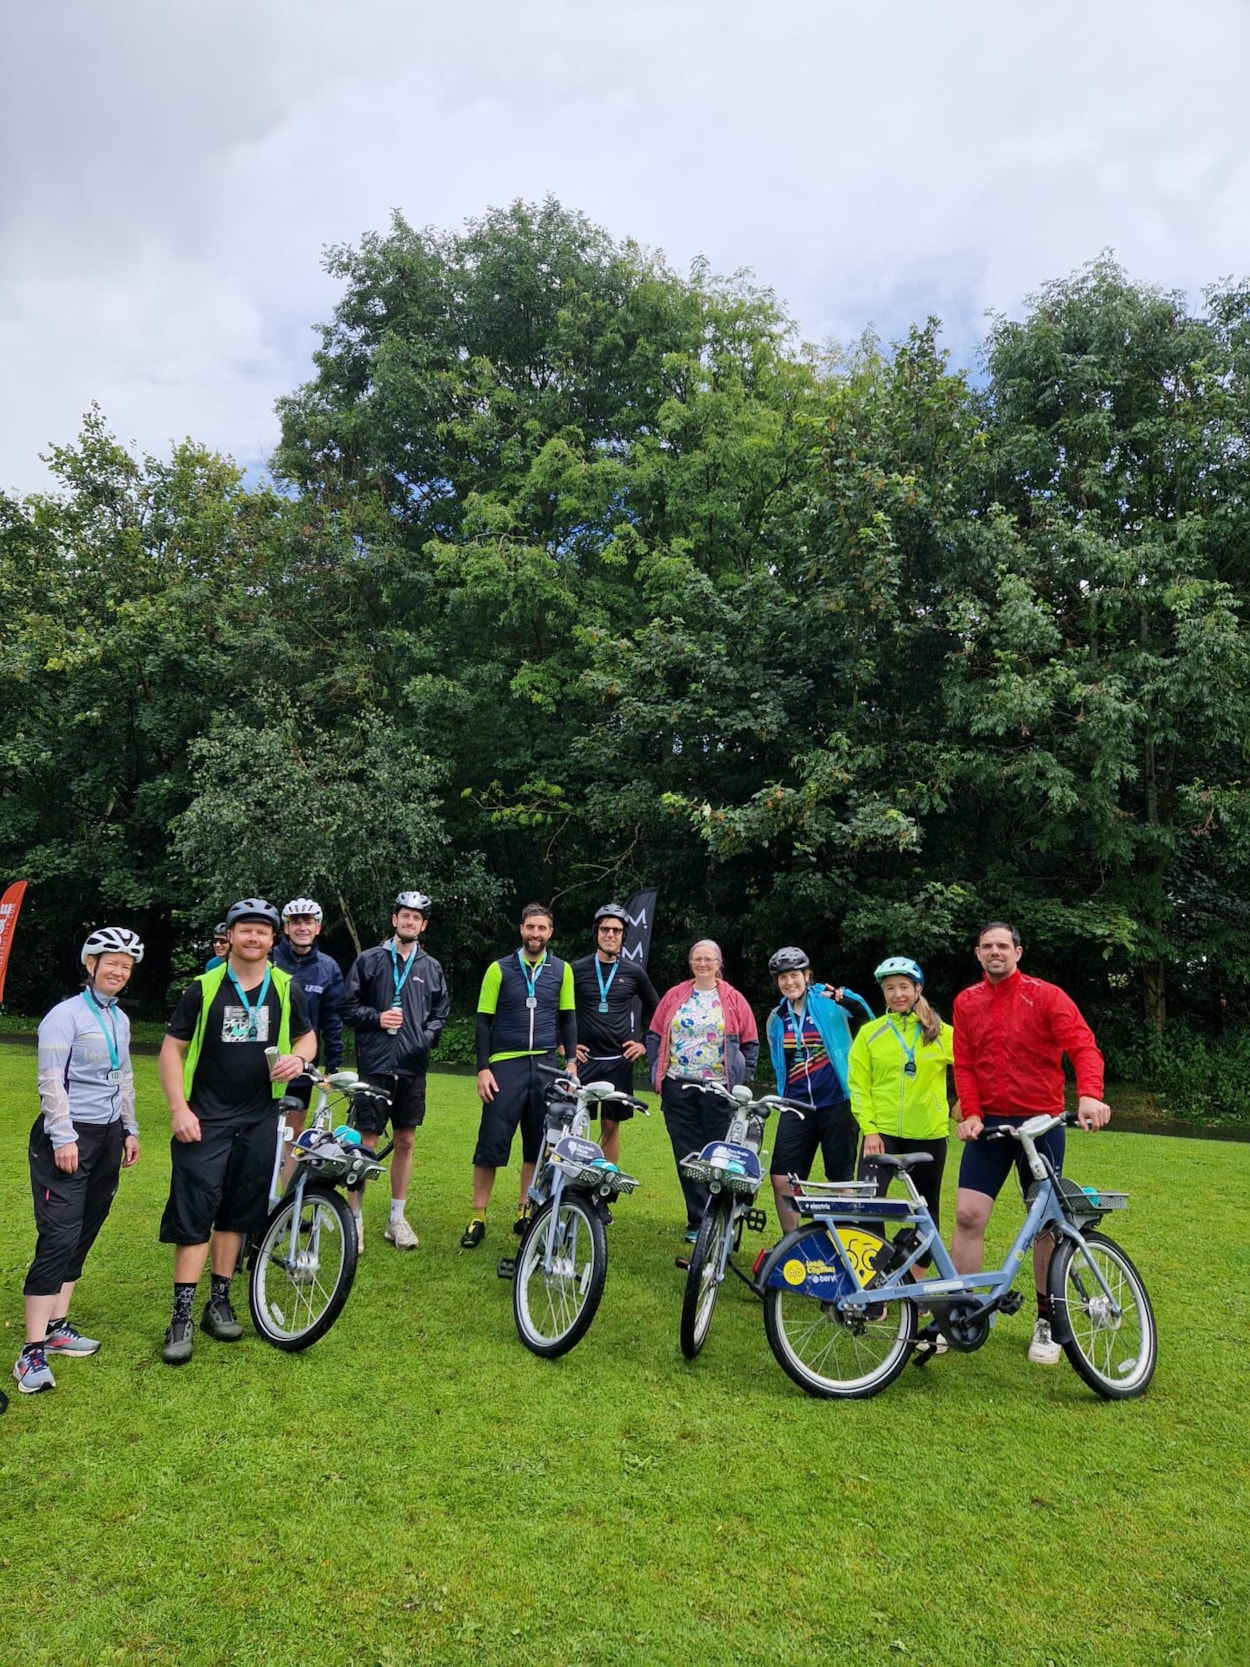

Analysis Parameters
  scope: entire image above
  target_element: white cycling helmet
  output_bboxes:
[282,898,323,922]
[81,927,145,965]
[394,890,432,915]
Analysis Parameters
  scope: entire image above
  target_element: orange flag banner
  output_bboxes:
[0,880,28,1004]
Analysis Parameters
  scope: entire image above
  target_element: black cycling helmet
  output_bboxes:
[768,946,810,977]
[212,922,228,939]
[225,897,281,931]
[594,903,629,929]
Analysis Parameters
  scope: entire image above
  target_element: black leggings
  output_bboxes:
[857,1134,947,1267]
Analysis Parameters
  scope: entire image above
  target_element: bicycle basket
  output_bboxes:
[1028,1176,1128,1223]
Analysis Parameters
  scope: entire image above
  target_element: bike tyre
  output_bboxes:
[248,1185,358,1353]
[680,1198,732,1360]
[762,1229,916,1399]
[513,1195,607,1359]
[1047,1229,1156,1400]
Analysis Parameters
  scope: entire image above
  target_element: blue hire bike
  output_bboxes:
[756,1110,1156,1401]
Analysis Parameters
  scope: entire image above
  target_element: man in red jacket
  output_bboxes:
[951,921,1110,1365]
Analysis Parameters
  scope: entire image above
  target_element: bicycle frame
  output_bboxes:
[526,1081,639,1276]
[759,1114,1127,1336]
[267,1072,386,1270]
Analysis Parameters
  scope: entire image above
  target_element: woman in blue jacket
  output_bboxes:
[765,947,874,1233]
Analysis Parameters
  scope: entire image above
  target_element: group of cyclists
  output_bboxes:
[12,891,1111,1398]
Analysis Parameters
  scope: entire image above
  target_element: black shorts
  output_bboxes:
[579,1056,637,1114]
[770,1098,858,1185]
[352,1072,427,1135]
[957,1116,1065,1201]
[25,1117,124,1296]
[473,1054,554,1169]
[159,1114,279,1245]
[857,1135,948,1266]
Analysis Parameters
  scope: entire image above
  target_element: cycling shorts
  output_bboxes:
[957,1115,1065,1201]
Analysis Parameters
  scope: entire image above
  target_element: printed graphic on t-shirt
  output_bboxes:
[222,1004,272,1043]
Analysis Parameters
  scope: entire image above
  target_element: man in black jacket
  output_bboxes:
[341,891,449,1251]
[572,903,659,1166]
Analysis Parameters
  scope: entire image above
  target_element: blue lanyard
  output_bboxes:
[81,989,120,1072]
[886,1017,918,1074]
[391,942,417,1004]
[784,1001,814,1054]
[594,957,618,1012]
[518,951,547,1002]
[226,967,272,1039]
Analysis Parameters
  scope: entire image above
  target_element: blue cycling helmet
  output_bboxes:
[874,956,924,986]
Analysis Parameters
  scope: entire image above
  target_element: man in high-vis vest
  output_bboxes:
[157,898,315,1365]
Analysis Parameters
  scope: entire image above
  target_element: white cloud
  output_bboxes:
[3,0,1248,493]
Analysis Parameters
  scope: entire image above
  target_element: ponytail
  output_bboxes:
[914,994,942,1046]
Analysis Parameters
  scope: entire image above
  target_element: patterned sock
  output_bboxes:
[172,1283,196,1326]
[210,1273,232,1306]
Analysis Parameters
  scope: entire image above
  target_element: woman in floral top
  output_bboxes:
[646,941,759,1241]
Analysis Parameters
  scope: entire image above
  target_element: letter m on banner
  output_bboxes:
[619,889,658,968]
[0,880,28,1004]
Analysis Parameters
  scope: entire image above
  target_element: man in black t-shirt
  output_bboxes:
[157,898,314,1365]
[571,904,659,1166]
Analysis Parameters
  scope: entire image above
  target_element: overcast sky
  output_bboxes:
[2,0,1247,496]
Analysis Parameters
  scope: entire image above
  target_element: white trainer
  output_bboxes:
[1027,1318,1062,1365]
[384,1217,419,1250]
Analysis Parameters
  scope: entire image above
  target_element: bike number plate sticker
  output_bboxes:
[554,1135,603,1164]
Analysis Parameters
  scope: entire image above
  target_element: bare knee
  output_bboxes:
[954,1191,992,1236]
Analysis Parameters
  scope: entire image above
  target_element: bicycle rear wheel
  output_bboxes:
[1048,1230,1156,1399]
[680,1198,732,1360]
[249,1186,358,1352]
[763,1230,916,1399]
[513,1195,607,1359]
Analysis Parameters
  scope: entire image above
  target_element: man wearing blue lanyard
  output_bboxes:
[340,891,450,1251]
[13,928,144,1395]
[571,904,659,1167]
[158,898,314,1364]
[460,904,578,1248]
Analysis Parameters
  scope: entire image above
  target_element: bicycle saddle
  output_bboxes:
[865,1152,933,1172]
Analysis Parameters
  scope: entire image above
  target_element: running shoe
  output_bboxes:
[384,1217,419,1250]
[1027,1318,1062,1365]
[44,1319,101,1356]
[201,1298,244,1342]
[13,1346,55,1394]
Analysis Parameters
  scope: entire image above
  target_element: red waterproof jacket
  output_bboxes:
[952,970,1103,1119]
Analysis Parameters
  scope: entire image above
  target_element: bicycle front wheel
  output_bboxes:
[763,1250,916,1399]
[249,1186,358,1352]
[680,1198,733,1360]
[513,1195,607,1359]
[1048,1230,1156,1399]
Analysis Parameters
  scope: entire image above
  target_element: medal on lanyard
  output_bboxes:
[519,951,545,1010]
[82,989,121,1082]
[888,1017,918,1076]
[227,967,272,1040]
[391,941,417,1006]
[595,958,618,1014]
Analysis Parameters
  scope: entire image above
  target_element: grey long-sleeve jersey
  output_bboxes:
[37,991,138,1148]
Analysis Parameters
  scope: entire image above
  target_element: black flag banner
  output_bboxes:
[619,889,658,969]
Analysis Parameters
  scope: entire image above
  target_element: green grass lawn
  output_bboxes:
[1,1050,1247,1666]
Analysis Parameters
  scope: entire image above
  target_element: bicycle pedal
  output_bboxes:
[744,1209,768,1234]
[495,1257,517,1281]
[1000,1290,1024,1316]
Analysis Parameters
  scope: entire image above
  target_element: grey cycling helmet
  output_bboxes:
[875,956,924,986]
[212,922,228,939]
[594,903,629,928]
[81,927,145,965]
[282,897,323,922]
[768,946,810,977]
[394,890,432,914]
[225,897,281,930]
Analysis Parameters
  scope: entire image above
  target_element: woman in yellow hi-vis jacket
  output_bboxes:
[847,957,955,1264]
